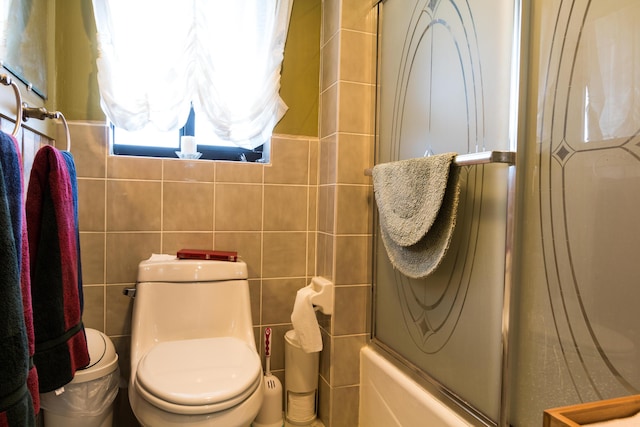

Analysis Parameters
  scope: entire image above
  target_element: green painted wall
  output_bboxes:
[276,0,321,137]
[54,0,320,137]
[55,0,102,121]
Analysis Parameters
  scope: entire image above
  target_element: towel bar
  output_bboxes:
[22,103,71,151]
[1,73,23,137]
[364,150,516,176]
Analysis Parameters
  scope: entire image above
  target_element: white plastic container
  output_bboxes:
[284,330,319,425]
[40,328,119,427]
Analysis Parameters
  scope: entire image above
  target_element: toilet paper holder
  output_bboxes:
[308,277,334,315]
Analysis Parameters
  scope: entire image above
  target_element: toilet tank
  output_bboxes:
[132,255,255,351]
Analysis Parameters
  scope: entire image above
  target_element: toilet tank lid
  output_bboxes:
[138,254,248,282]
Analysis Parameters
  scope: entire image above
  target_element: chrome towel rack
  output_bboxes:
[364,150,516,176]
[22,104,71,152]
[1,74,23,137]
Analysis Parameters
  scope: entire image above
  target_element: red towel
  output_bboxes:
[26,145,89,393]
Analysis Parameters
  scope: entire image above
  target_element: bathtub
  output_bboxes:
[359,346,473,427]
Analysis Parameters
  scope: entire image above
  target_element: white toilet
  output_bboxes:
[129,254,264,427]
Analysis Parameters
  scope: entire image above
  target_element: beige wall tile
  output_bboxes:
[69,123,107,179]
[330,385,360,427]
[111,336,132,384]
[107,180,162,231]
[163,182,214,231]
[318,310,332,333]
[105,232,161,283]
[249,279,261,327]
[215,183,263,231]
[215,161,263,183]
[320,329,332,383]
[335,184,372,235]
[308,186,318,231]
[322,33,340,91]
[265,137,310,185]
[316,233,335,280]
[82,285,105,331]
[106,284,135,336]
[337,133,374,185]
[264,185,308,231]
[323,0,341,45]
[333,285,370,336]
[108,155,162,180]
[332,334,367,387]
[164,158,216,182]
[318,378,330,426]
[320,135,337,185]
[334,235,371,285]
[340,30,376,84]
[161,232,214,255]
[77,178,105,231]
[80,232,105,284]
[307,231,317,277]
[341,0,377,33]
[309,138,320,186]
[320,84,338,138]
[262,277,306,324]
[215,232,263,279]
[262,232,307,278]
[318,185,336,234]
[338,82,375,134]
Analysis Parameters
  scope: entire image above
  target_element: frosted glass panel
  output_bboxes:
[373,0,518,422]
[511,0,640,425]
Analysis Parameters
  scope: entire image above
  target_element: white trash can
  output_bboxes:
[284,330,319,425]
[40,328,119,427]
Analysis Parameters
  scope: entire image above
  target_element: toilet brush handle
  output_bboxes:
[265,328,271,356]
[264,328,272,375]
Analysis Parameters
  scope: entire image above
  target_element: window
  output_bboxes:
[111,107,265,162]
[91,0,293,162]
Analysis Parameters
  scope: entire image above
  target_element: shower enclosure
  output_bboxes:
[371,0,640,426]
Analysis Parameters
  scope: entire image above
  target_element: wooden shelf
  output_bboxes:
[543,395,640,427]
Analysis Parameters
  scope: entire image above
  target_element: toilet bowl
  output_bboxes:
[129,254,264,427]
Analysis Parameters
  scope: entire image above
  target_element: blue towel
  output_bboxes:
[60,151,83,312]
[0,132,36,426]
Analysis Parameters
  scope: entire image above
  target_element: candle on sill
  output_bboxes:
[181,136,197,154]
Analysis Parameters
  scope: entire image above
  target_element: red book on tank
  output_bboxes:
[177,249,238,262]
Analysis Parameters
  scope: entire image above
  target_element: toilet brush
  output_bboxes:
[252,327,284,427]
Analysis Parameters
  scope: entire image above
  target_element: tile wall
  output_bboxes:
[67,121,318,371]
[66,122,320,424]
[317,1,377,426]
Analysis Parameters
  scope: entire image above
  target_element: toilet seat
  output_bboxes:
[135,337,262,415]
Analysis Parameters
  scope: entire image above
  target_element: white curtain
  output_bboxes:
[92,0,293,150]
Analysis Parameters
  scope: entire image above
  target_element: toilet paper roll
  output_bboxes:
[287,391,317,423]
[291,287,323,353]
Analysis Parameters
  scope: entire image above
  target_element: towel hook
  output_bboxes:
[1,74,24,137]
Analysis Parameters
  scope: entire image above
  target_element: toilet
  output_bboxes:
[129,254,264,427]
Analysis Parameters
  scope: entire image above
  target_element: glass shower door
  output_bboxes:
[373,0,520,424]
[510,0,640,425]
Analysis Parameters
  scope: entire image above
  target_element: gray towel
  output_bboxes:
[372,153,460,279]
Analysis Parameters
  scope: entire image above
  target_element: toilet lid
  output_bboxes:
[136,337,261,407]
